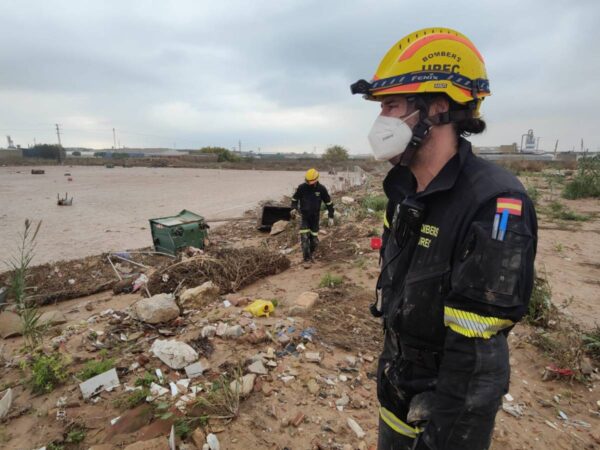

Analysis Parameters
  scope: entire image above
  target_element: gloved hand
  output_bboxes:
[290,209,298,219]
[328,218,334,227]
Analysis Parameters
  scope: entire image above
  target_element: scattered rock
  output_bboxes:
[230,373,256,397]
[304,352,322,363]
[201,325,217,338]
[0,388,12,419]
[336,394,350,408]
[270,220,289,236]
[580,357,594,375]
[0,311,22,338]
[38,310,68,326]
[150,339,198,369]
[223,324,244,338]
[216,322,228,337]
[307,379,320,395]
[290,292,319,315]
[185,360,209,378]
[180,281,220,307]
[341,196,355,205]
[248,360,268,375]
[123,437,170,450]
[347,417,366,439]
[133,294,180,324]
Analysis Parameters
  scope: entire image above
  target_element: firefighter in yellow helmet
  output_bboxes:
[352,28,537,449]
[291,168,335,263]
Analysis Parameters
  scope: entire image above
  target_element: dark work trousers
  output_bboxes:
[300,213,320,261]
[378,417,415,450]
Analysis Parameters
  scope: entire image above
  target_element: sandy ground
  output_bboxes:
[0,166,358,266]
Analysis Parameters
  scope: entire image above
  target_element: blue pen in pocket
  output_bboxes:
[498,209,509,241]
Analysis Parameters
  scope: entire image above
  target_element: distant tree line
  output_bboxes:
[191,147,241,162]
[23,144,65,160]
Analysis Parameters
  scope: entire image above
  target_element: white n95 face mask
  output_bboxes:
[367,110,419,161]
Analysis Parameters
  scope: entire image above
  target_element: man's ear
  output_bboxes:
[428,96,450,116]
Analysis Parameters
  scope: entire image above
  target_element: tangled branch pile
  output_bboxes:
[147,247,290,295]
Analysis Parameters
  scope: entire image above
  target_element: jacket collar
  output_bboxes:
[383,137,473,202]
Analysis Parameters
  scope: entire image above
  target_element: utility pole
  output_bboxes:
[55,124,62,164]
[55,124,62,146]
[238,140,242,153]
[113,128,117,149]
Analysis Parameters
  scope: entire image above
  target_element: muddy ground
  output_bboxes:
[0,169,599,450]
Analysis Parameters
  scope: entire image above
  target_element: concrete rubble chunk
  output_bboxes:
[0,311,22,338]
[270,220,289,236]
[290,292,319,315]
[201,325,217,338]
[230,373,256,397]
[150,382,169,398]
[223,324,244,338]
[305,352,322,363]
[150,339,198,369]
[80,368,120,399]
[0,388,12,419]
[347,417,366,439]
[185,360,209,378]
[180,281,220,307]
[133,294,179,324]
[38,310,68,326]
[341,196,355,205]
[248,360,268,375]
[216,322,228,337]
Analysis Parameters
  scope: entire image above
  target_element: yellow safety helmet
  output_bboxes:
[305,168,319,184]
[351,27,490,116]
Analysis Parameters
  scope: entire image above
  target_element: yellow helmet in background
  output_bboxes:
[351,27,490,115]
[305,168,319,184]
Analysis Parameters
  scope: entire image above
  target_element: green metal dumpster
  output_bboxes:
[149,209,209,255]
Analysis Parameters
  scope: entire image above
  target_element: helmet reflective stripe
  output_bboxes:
[352,27,490,116]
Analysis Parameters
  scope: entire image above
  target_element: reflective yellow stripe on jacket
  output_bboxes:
[379,407,421,438]
[383,213,390,229]
[444,306,513,339]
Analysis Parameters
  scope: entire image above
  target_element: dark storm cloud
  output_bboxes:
[0,0,598,152]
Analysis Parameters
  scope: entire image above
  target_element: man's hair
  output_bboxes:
[418,93,486,137]
[448,98,486,136]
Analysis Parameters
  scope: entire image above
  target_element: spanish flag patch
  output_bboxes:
[496,198,522,216]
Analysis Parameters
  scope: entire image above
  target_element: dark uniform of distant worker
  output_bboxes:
[350,28,537,449]
[291,168,335,262]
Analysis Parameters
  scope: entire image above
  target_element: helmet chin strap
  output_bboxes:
[397,99,433,166]
[397,99,475,167]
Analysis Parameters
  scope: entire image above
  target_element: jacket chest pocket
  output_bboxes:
[394,264,450,347]
[453,221,531,308]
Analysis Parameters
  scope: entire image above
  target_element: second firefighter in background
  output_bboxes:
[291,168,334,262]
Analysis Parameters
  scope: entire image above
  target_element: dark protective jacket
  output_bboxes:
[377,138,537,449]
[291,182,334,218]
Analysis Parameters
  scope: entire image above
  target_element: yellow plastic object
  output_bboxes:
[368,28,490,115]
[244,299,275,317]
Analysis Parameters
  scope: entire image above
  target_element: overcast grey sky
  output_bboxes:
[0,0,598,153]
